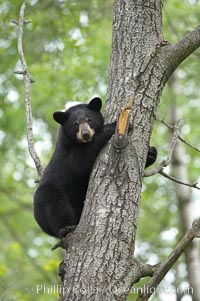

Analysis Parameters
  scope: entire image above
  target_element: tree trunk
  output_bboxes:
[59,1,200,300]
[169,80,200,301]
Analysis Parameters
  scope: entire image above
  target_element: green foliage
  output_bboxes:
[1,1,113,300]
[0,0,200,300]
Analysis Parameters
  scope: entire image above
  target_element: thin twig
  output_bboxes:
[159,170,200,190]
[15,2,44,179]
[136,218,200,301]
[14,70,35,83]
[144,119,181,177]
[165,118,180,165]
[10,19,32,25]
[158,118,200,153]
[145,117,200,190]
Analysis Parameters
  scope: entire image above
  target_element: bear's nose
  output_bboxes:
[82,131,90,141]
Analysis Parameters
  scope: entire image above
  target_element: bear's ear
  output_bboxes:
[53,111,68,125]
[88,97,102,112]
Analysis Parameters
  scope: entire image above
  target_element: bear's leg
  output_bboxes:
[45,198,78,238]
[34,186,78,238]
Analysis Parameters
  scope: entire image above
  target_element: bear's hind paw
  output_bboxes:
[59,225,77,238]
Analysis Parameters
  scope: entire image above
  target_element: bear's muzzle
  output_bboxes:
[76,123,95,143]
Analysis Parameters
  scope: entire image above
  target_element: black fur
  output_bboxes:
[34,98,116,238]
[145,146,157,168]
[33,97,157,238]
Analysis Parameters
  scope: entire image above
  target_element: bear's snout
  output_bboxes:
[76,123,94,143]
[81,130,90,141]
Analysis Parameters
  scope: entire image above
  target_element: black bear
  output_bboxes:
[34,97,157,238]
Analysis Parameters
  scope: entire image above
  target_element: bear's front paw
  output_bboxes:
[148,146,157,158]
[145,146,157,168]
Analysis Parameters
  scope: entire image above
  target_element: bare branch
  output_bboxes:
[14,69,35,83]
[144,118,200,189]
[144,119,181,177]
[159,170,200,190]
[15,2,44,179]
[164,119,180,165]
[135,260,160,279]
[162,25,200,81]
[136,218,200,301]
[172,25,200,66]
[125,260,161,286]
[158,118,200,153]
[10,19,32,25]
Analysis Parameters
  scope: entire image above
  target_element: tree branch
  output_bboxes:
[159,170,200,190]
[172,25,200,65]
[135,260,161,279]
[15,2,44,179]
[144,117,200,189]
[157,118,200,153]
[144,119,181,177]
[164,25,200,77]
[149,118,200,189]
[136,218,200,301]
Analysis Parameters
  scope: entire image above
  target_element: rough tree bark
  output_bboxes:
[169,80,200,300]
[58,1,200,300]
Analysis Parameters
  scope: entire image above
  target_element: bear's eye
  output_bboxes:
[86,118,92,123]
[74,121,79,127]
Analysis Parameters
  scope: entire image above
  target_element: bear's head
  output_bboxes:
[53,97,104,143]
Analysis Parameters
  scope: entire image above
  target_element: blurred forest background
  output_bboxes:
[0,0,200,300]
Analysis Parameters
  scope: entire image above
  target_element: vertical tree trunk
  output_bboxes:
[169,80,200,300]
[60,2,164,300]
[59,1,200,300]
